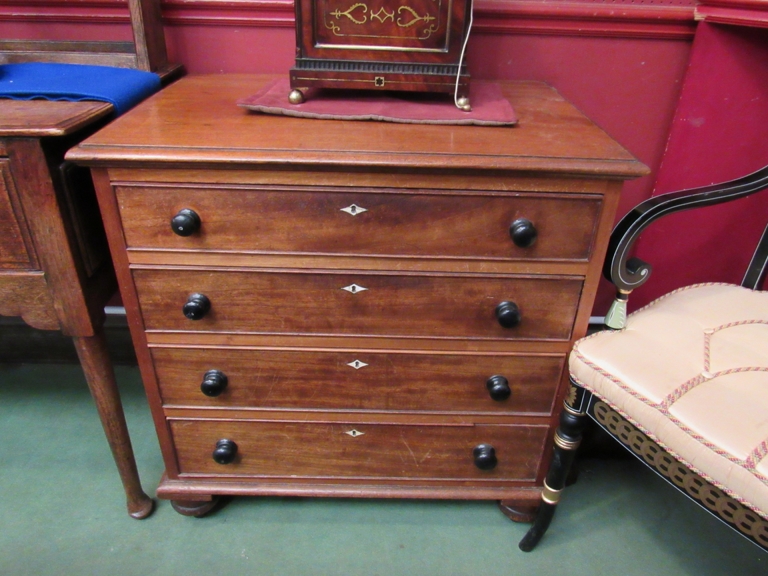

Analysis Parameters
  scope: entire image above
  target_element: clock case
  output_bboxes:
[289,0,472,105]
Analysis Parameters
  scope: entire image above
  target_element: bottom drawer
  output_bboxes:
[170,419,548,481]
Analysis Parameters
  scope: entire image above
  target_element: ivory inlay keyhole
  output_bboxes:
[341,204,367,216]
[342,284,368,294]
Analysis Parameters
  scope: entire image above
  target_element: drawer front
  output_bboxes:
[170,419,549,480]
[116,185,601,261]
[153,347,564,414]
[134,269,582,340]
[0,159,33,267]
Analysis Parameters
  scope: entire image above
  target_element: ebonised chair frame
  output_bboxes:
[519,164,768,552]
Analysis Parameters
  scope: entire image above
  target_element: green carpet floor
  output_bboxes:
[1,362,765,575]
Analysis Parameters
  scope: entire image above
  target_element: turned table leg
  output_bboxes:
[73,329,154,519]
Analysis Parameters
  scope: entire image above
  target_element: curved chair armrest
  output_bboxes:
[743,223,768,290]
[602,164,768,328]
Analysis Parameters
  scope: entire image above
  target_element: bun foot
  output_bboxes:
[127,493,155,519]
[498,501,538,523]
[171,497,221,517]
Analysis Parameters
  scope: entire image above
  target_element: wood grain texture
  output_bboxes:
[71,75,645,511]
[116,184,602,261]
[0,158,35,267]
[68,76,649,178]
[146,332,573,355]
[74,330,154,518]
[0,101,114,138]
[133,268,583,340]
[7,138,98,334]
[0,272,59,329]
[156,476,544,501]
[151,346,565,414]
[290,0,471,95]
[170,419,548,480]
[0,5,179,517]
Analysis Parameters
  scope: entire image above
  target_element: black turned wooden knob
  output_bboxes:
[495,301,521,328]
[473,444,498,470]
[509,218,538,248]
[486,375,511,401]
[212,439,238,464]
[183,293,210,320]
[201,370,228,397]
[170,208,201,237]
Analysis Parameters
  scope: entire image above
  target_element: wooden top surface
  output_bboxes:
[67,74,648,178]
[0,100,114,137]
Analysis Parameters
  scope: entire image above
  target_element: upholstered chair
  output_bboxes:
[520,165,768,551]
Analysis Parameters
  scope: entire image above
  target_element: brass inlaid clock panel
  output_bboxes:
[316,0,450,50]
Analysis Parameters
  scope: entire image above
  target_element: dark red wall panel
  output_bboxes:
[630,22,768,308]
[1,0,703,315]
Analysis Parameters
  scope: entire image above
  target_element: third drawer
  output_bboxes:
[152,347,565,414]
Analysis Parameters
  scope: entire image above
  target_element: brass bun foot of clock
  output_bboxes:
[288,86,471,112]
[287,86,471,112]
[288,89,306,105]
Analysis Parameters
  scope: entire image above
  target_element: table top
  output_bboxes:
[67,74,648,178]
[0,100,113,137]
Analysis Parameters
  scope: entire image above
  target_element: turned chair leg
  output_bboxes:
[519,384,588,551]
[73,329,154,519]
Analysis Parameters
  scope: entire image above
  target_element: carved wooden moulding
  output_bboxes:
[290,0,473,109]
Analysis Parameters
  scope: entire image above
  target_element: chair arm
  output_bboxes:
[743,223,768,290]
[602,164,768,328]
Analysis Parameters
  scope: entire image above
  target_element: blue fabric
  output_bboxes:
[0,63,160,116]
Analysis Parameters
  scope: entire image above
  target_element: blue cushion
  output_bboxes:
[0,63,161,116]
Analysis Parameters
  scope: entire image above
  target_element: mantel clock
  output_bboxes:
[289,0,473,109]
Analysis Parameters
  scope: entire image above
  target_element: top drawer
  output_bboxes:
[115,184,602,261]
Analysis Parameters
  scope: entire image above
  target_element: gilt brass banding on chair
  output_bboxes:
[561,402,586,417]
[553,431,581,451]
[541,481,562,505]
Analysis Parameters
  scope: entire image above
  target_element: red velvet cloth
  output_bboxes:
[238,78,517,126]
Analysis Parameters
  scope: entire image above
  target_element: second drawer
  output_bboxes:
[152,347,565,414]
[134,268,582,340]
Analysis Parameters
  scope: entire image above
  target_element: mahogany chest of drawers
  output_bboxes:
[68,74,647,519]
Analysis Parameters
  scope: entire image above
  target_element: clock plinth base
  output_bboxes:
[289,60,470,106]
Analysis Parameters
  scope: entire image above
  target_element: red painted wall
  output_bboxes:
[630,21,768,308]
[1,1,703,314]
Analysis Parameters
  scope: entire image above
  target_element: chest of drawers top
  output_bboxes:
[67,75,646,180]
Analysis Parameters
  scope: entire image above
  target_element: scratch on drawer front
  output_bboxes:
[400,434,419,466]
[263,374,279,400]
